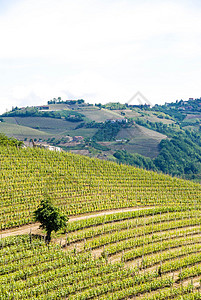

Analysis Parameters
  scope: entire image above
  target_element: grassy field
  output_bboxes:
[3,117,98,139]
[80,108,125,122]
[3,117,79,134]
[0,122,50,139]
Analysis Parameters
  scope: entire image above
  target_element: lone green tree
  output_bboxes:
[34,196,68,243]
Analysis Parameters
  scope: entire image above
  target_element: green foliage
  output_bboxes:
[152,98,201,122]
[93,122,121,141]
[34,195,68,242]
[64,114,84,122]
[1,207,201,298]
[98,102,127,110]
[153,99,201,122]
[1,107,62,119]
[47,98,85,105]
[85,121,102,128]
[114,150,157,171]
[2,145,200,230]
[154,133,201,177]
[83,139,110,151]
[0,133,23,147]
[114,131,201,179]
[90,141,110,151]
[135,118,180,137]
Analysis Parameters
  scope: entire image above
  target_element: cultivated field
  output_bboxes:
[110,124,167,158]
[80,108,125,123]
[0,122,50,139]
[1,145,201,299]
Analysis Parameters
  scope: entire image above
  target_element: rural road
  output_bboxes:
[0,206,153,239]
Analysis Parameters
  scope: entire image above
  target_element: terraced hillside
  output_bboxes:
[1,145,201,299]
[2,206,201,299]
[112,124,166,158]
[1,145,200,230]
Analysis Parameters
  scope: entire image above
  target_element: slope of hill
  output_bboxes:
[1,145,201,298]
[77,107,125,122]
[113,124,167,158]
[3,116,98,137]
[0,122,50,139]
[0,144,200,230]
[1,102,168,158]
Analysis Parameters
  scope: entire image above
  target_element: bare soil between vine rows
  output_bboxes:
[0,206,153,239]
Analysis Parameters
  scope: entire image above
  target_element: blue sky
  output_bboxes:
[0,0,201,113]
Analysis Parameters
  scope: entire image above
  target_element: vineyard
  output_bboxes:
[1,145,201,298]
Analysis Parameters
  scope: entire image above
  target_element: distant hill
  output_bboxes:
[1,97,201,181]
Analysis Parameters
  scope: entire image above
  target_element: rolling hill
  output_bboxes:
[0,122,51,139]
[0,102,168,160]
[2,97,201,181]
[1,142,201,299]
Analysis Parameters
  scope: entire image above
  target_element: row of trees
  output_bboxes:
[47,98,85,105]
[135,118,180,137]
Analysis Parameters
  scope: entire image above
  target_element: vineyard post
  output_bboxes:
[65,233,68,247]
[180,267,182,287]
[172,272,174,286]
[160,261,162,278]
[191,278,194,291]
[121,251,124,263]
[160,236,162,257]
[29,228,32,244]
[141,254,144,270]
[137,260,139,273]
[106,251,108,264]
[160,211,162,234]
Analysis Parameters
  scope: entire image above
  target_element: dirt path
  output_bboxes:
[0,206,154,239]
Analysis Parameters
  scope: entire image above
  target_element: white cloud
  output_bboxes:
[1,0,201,114]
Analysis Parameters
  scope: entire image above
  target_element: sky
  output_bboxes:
[0,0,201,114]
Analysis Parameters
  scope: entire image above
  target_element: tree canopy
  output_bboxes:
[0,133,23,147]
[34,196,68,243]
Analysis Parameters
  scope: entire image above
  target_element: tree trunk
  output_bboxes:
[46,230,51,244]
